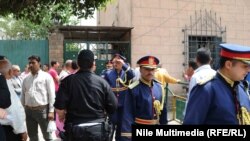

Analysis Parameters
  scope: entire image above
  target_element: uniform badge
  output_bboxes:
[148,57,154,65]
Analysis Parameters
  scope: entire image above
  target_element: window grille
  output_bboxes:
[182,10,226,69]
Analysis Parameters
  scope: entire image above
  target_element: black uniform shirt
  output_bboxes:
[54,70,117,124]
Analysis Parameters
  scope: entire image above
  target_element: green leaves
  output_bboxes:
[0,0,111,25]
[0,0,112,39]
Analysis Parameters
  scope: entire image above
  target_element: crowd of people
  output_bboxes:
[0,43,250,141]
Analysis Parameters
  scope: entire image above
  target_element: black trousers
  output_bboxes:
[2,125,21,141]
[64,123,108,141]
[0,124,6,141]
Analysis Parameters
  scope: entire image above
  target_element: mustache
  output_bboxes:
[146,73,154,77]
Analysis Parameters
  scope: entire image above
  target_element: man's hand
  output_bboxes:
[115,58,125,65]
[20,132,28,141]
[0,108,7,119]
[48,112,54,121]
[113,58,125,70]
[55,109,66,122]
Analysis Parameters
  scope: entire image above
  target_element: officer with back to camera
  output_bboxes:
[54,49,117,141]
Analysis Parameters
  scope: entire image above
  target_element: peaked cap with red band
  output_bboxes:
[137,56,159,69]
[220,43,250,64]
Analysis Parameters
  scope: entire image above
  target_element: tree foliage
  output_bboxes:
[0,4,79,40]
[0,0,111,24]
[0,15,49,39]
[0,0,113,39]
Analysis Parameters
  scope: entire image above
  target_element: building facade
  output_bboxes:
[97,0,250,93]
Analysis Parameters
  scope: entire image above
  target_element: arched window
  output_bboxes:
[182,10,226,69]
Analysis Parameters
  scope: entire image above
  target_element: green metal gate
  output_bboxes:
[58,26,133,75]
[0,40,49,71]
[64,41,131,75]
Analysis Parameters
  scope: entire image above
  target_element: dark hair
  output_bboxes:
[0,55,6,60]
[43,64,49,68]
[105,60,112,65]
[218,57,241,68]
[77,50,94,69]
[28,55,41,62]
[50,60,58,67]
[71,60,78,70]
[188,60,198,70]
[196,47,211,65]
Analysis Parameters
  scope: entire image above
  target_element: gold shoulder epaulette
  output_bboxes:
[197,73,216,85]
[128,80,140,89]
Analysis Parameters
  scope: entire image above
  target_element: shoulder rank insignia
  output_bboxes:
[197,73,216,85]
[128,80,140,89]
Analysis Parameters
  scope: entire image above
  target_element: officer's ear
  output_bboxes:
[224,60,233,69]
[92,61,96,68]
[139,66,142,73]
[91,61,96,72]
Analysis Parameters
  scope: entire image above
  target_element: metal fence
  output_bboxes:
[166,84,187,124]
[0,40,49,71]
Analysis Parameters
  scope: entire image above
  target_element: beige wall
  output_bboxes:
[98,0,250,93]
[98,0,132,26]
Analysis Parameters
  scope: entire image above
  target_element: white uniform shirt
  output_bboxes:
[21,70,55,112]
[0,79,27,134]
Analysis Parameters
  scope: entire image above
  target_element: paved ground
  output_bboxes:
[168,120,181,125]
[29,127,61,141]
[34,111,180,140]
[35,121,180,141]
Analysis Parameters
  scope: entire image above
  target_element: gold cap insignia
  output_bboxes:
[148,57,154,65]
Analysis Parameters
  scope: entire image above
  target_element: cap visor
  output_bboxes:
[141,65,157,69]
[241,60,250,65]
